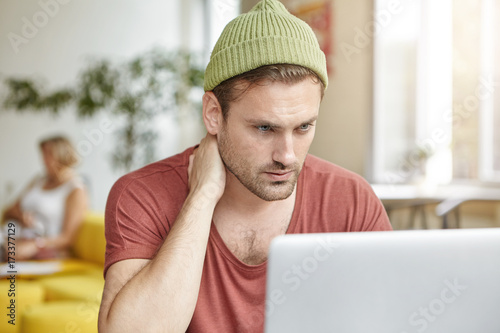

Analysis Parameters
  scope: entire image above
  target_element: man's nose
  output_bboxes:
[272,134,296,167]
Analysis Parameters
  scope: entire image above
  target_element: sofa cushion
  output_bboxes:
[37,274,104,303]
[72,212,106,265]
[0,280,45,333]
[22,300,99,333]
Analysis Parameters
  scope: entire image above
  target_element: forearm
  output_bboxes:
[2,205,22,224]
[40,235,73,251]
[101,188,217,332]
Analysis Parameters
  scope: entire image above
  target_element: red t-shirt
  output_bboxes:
[104,146,392,332]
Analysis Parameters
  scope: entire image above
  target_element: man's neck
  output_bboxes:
[212,172,297,265]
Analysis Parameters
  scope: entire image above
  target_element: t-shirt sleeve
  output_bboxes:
[103,176,171,277]
[353,179,393,232]
[297,156,393,234]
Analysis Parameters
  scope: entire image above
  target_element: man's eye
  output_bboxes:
[257,125,271,132]
[300,124,310,131]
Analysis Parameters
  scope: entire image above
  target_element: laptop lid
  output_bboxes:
[265,228,500,333]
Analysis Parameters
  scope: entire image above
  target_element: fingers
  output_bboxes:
[22,212,34,228]
[15,240,38,261]
[188,154,195,189]
[188,134,226,201]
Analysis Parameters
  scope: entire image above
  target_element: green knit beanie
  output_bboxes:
[204,0,328,91]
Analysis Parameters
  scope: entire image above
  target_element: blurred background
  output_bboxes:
[2,2,499,332]
[1,0,499,229]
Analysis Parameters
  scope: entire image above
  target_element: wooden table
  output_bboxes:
[371,184,500,229]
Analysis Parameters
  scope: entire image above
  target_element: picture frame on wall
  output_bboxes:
[282,0,334,74]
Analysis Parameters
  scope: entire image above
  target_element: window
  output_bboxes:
[373,0,452,185]
[479,0,500,181]
[373,0,499,184]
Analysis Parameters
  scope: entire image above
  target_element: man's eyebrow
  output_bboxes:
[244,115,318,128]
[301,115,318,125]
[245,118,282,128]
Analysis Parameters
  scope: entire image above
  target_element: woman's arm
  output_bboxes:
[2,200,28,225]
[42,186,88,250]
[14,186,88,260]
[1,177,40,227]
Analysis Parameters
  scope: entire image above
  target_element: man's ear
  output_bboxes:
[202,91,223,135]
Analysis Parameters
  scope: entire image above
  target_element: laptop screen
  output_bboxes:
[265,228,500,333]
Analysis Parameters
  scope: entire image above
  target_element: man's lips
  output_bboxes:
[264,170,294,181]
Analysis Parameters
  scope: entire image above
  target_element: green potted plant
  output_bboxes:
[2,48,205,172]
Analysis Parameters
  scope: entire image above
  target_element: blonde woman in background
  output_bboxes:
[2,135,88,260]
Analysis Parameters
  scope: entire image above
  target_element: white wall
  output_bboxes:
[308,0,375,177]
[0,0,207,211]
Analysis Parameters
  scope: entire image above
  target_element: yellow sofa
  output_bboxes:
[0,212,105,333]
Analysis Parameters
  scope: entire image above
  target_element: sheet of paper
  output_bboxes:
[0,261,62,277]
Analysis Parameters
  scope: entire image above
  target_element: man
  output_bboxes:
[98,0,392,332]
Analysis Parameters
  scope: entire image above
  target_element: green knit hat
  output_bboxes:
[204,0,328,91]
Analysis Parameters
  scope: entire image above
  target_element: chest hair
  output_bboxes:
[225,216,291,265]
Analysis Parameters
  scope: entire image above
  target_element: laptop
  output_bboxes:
[264,228,500,333]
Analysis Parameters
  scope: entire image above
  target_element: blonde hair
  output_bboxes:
[39,136,79,168]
